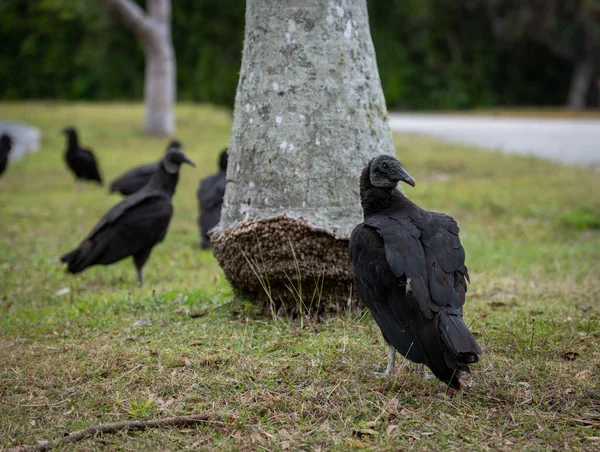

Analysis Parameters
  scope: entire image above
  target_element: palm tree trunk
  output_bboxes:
[211,0,394,317]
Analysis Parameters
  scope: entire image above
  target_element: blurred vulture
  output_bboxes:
[60,141,195,286]
[197,148,228,249]
[0,134,12,178]
[349,155,481,390]
[63,127,103,186]
[109,162,159,196]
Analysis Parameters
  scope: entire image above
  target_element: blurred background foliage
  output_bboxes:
[0,0,591,110]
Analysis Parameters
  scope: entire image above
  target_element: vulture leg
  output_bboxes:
[373,344,396,378]
[133,248,153,287]
[136,268,144,287]
[417,363,434,381]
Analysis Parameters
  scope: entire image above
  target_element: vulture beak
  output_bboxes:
[180,152,196,168]
[391,162,416,187]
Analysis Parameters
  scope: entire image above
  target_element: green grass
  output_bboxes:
[1,102,599,450]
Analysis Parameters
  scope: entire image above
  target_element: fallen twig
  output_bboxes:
[18,399,71,408]
[9,413,211,451]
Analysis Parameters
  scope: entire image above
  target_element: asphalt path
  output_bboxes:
[388,113,600,167]
[0,121,40,163]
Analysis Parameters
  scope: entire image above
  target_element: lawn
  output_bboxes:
[1,102,599,450]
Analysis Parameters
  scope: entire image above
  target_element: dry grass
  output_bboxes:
[1,103,599,450]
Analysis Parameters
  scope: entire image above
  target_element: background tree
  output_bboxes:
[479,0,600,109]
[0,0,592,110]
[97,0,175,135]
[211,0,394,316]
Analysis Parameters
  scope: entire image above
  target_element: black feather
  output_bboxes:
[0,134,12,178]
[197,148,227,249]
[60,141,194,285]
[109,162,159,196]
[349,156,481,390]
[63,127,103,184]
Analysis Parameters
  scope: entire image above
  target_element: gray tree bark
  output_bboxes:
[567,57,596,110]
[567,14,599,110]
[97,0,175,136]
[211,0,394,316]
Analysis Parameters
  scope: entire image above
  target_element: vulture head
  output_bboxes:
[0,134,12,151]
[61,127,80,147]
[62,127,77,137]
[163,140,196,173]
[369,155,415,189]
[218,148,228,172]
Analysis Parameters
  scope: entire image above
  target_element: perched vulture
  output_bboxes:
[109,162,159,196]
[349,155,481,390]
[197,148,228,249]
[63,127,103,186]
[60,141,195,286]
[0,134,12,178]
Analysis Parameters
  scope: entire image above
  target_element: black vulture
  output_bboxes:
[197,148,228,249]
[0,134,12,178]
[349,155,481,390]
[109,162,159,196]
[63,127,103,186]
[60,140,195,286]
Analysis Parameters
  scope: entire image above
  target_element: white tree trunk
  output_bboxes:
[143,0,175,135]
[97,0,175,136]
[212,0,394,316]
[567,57,595,110]
[143,36,175,135]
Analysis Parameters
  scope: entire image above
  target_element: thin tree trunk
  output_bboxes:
[143,0,175,135]
[211,0,394,317]
[567,57,595,110]
[96,0,175,136]
[144,41,175,135]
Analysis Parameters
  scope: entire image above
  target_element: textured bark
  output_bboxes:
[212,0,394,316]
[97,0,175,136]
[567,57,596,110]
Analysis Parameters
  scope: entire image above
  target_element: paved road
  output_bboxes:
[388,113,600,167]
[0,121,40,163]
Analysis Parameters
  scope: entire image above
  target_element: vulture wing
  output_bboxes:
[85,190,166,240]
[363,214,432,318]
[110,163,158,195]
[198,172,226,211]
[419,213,481,365]
[61,191,172,273]
[79,147,102,182]
[349,217,427,363]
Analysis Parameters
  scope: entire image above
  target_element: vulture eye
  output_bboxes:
[382,162,389,170]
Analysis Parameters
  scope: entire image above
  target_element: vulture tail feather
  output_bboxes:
[60,247,85,274]
[60,240,103,274]
[439,310,481,369]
